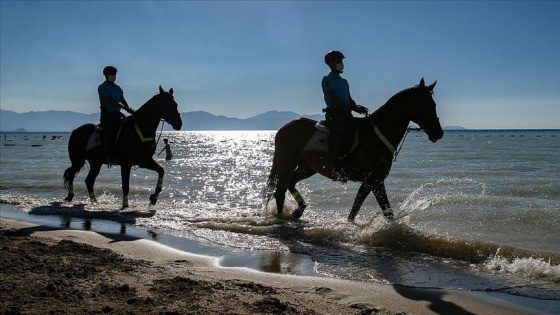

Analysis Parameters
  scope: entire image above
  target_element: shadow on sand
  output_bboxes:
[28,201,156,224]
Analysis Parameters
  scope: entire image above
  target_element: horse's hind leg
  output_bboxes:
[274,176,289,217]
[138,158,164,206]
[289,162,316,219]
[63,166,79,202]
[85,163,102,203]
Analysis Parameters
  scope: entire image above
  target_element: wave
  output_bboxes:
[485,251,560,281]
[360,223,560,267]
[3,193,560,283]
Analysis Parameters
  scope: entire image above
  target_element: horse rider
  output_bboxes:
[321,50,369,181]
[98,65,133,164]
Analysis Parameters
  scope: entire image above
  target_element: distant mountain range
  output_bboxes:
[0,109,324,132]
[0,109,466,132]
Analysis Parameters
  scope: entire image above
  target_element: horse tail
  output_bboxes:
[263,158,279,207]
[63,124,92,189]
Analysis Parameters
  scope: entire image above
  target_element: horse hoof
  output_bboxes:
[292,204,307,220]
[64,195,74,202]
[383,210,394,220]
[149,194,158,205]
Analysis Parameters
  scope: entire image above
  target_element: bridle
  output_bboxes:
[367,88,433,161]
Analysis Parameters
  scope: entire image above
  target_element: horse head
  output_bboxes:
[408,78,444,142]
[154,85,182,130]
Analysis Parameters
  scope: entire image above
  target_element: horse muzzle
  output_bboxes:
[421,119,444,143]
[428,131,444,143]
[171,121,182,130]
[168,116,183,130]
[427,127,444,142]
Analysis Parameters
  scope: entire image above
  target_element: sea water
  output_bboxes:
[1,130,559,304]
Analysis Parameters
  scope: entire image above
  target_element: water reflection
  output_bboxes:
[259,251,302,274]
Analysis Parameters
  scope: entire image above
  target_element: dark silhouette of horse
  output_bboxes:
[264,78,444,221]
[63,86,182,208]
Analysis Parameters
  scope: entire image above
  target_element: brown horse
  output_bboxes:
[63,86,182,209]
[264,78,444,221]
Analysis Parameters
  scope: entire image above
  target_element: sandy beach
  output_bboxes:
[0,218,546,315]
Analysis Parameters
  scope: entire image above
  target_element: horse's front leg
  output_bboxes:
[120,165,132,209]
[372,181,393,219]
[347,180,393,222]
[139,158,164,205]
[347,182,373,222]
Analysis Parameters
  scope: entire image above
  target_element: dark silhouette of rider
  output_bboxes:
[98,66,133,164]
[321,50,368,181]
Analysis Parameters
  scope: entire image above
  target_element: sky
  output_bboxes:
[1,1,559,129]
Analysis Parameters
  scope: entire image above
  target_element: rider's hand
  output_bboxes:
[123,105,134,113]
[354,105,369,116]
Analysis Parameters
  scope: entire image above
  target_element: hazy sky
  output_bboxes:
[1,1,559,129]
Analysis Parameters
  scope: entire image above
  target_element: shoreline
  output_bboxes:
[1,206,556,314]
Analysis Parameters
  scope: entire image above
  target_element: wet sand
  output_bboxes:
[0,217,546,315]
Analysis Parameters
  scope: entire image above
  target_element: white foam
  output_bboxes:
[484,251,560,280]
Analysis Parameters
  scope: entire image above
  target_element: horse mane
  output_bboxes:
[369,85,418,120]
[133,93,161,116]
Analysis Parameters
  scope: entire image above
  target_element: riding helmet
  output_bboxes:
[324,50,345,65]
[103,66,118,76]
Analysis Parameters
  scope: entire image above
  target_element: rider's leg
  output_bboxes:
[328,112,352,181]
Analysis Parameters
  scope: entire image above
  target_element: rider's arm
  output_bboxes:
[326,91,353,110]
[102,95,123,109]
[120,96,130,108]
[102,95,130,111]
[348,93,369,115]
[349,93,359,109]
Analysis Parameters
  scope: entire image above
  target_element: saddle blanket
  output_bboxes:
[303,122,359,153]
[86,130,103,151]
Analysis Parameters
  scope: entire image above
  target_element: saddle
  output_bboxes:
[303,121,359,154]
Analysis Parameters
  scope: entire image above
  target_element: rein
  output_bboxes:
[367,112,421,161]
[155,120,165,146]
[394,126,421,161]
[130,97,167,145]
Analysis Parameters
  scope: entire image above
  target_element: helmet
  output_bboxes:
[103,66,117,76]
[324,50,345,65]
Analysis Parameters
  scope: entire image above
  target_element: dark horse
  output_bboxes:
[63,86,182,208]
[264,78,444,221]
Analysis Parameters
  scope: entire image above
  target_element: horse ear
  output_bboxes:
[419,78,425,87]
[428,81,437,92]
[159,85,164,94]
[169,88,174,96]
